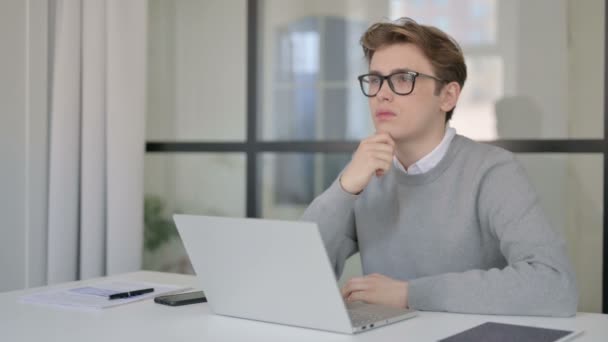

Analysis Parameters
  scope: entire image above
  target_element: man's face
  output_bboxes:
[368,43,445,142]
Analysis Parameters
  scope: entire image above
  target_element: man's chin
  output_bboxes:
[373,125,410,140]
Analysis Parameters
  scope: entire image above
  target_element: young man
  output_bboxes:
[301,18,577,316]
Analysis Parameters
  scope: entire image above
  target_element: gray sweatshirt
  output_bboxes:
[301,135,578,317]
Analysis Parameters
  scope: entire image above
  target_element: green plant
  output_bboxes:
[144,195,179,252]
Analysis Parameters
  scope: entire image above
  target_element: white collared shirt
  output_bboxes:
[393,126,457,175]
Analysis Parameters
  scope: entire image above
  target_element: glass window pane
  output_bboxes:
[390,0,498,45]
[260,153,350,219]
[146,0,246,141]
[259,0,604,140]
[258,1,376,141]
[143,153,246,274]
[259,152,361,285]
[516,153,603,313]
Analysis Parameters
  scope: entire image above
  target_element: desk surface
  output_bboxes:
[1,271,606,341]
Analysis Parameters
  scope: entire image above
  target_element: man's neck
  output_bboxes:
[395,124,447,170]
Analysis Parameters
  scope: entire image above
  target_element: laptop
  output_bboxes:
[173,214,417,334]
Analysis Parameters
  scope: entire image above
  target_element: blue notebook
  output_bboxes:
[439,322,582,342]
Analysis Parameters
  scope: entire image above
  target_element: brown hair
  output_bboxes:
[360,17,467,121]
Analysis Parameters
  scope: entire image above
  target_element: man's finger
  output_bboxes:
[368,273,384,278]
[373,158,392,173]
[348,290,370,303]
[341,285,351,298]
[371,151,394,164]
[341,278,370,298]
[366,144,395,155]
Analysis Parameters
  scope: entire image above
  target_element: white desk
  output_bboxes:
[1,271,606,341]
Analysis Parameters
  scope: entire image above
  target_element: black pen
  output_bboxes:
[108,288,154,300]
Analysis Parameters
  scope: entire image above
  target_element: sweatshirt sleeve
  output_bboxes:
[301,177,360,278]
[407,156,578,317]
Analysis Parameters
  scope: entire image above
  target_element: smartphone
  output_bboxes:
[154,291,207,306]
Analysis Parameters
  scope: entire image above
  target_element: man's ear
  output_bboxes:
[439,81,461,113]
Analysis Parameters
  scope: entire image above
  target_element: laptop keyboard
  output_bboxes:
[347,302,410,327]
[348,310,391,326]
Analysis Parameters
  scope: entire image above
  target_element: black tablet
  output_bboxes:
[439,322,583,342]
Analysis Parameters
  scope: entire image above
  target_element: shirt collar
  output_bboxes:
[393,126,457,175]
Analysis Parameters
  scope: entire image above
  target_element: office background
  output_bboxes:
[1,0,606,314]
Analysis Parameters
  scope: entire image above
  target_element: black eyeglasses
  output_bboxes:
[357,71,446,97]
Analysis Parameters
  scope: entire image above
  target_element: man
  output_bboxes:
[301,18,577,316]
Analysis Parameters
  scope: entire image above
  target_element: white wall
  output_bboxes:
[565,0,605,313]
[516,0,605,313]
[568,0,605,138]
[514,0,569,137]
[0,0,48,291]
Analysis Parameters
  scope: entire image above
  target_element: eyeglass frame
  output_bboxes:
[357,70,447,97]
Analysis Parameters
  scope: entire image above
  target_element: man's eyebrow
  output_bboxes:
[368,68,412,75]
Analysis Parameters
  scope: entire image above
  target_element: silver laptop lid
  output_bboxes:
[173,214,353,333]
